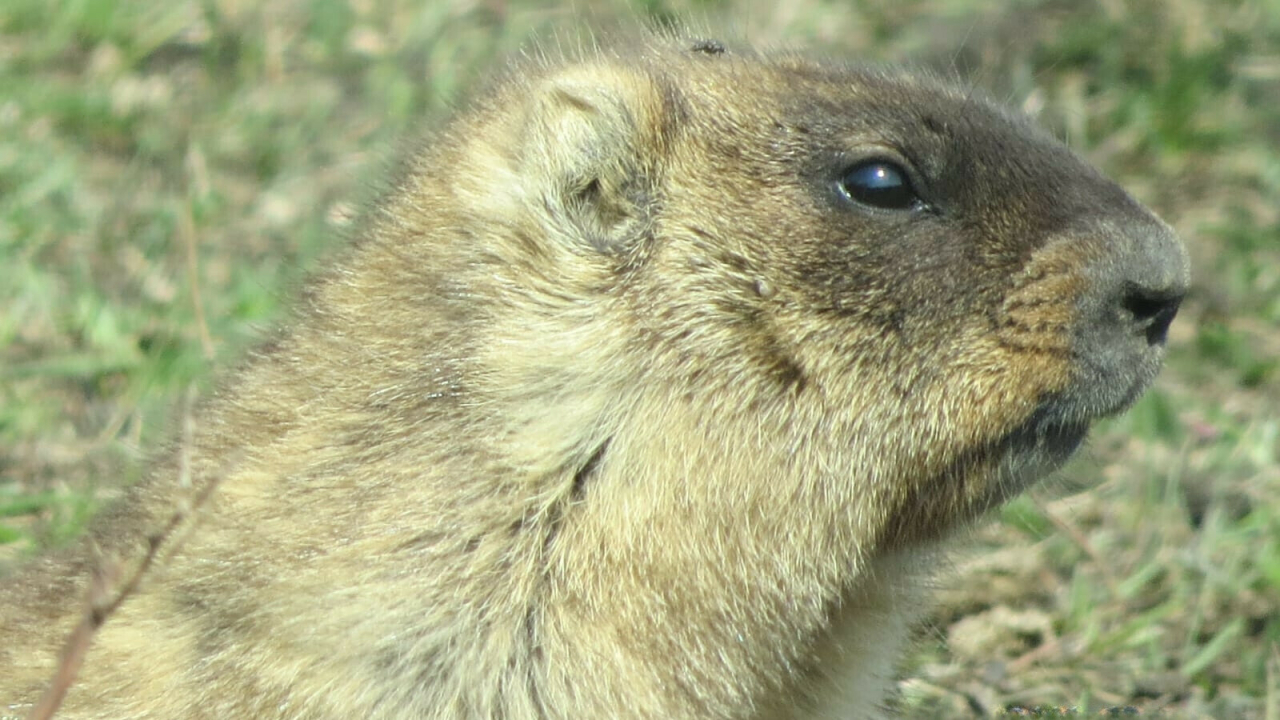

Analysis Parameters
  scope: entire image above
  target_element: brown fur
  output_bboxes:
[1,33,1188,719]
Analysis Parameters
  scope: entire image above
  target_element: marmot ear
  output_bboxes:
[521,66,662,253]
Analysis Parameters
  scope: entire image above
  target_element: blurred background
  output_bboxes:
[1,0,1276,715]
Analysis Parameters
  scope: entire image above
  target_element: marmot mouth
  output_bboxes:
[1010,419,1089,465]
[998,403,1093,486]
[885,413,1091,545]
[1067,346,1167,421]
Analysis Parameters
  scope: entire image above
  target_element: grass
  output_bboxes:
[2,0,1277,716]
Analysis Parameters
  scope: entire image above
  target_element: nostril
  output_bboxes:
[1123,286,1183,346]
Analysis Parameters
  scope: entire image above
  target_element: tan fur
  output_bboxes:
[1,33,1188,719]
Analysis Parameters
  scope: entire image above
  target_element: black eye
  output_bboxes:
[838,160,920,210]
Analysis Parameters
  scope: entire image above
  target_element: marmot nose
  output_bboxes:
[1067,214,1189,415]
[1122,283,1183,347]
[1112,220,1189,347]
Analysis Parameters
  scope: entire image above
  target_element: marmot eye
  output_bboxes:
[838,160,920,210]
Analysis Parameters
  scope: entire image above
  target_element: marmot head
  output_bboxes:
[376,34,1188,552]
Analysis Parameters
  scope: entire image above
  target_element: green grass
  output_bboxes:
[2,0,1277,716]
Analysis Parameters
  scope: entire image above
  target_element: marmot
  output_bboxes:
[1,33,1188,719]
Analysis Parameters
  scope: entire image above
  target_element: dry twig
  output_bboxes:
[27,388,223,720]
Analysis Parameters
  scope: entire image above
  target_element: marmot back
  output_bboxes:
[1,33,1187,719]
